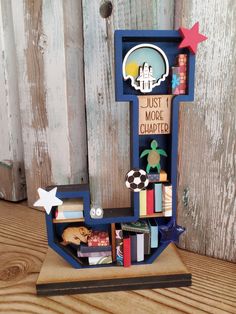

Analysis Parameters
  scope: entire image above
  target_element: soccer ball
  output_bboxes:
[125,169,149,192]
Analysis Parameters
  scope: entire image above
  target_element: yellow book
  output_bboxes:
[160,170,167,182]
[139,190,147,216]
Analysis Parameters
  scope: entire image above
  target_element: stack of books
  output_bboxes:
[55,198,84,220]
[139,184,172,217]
[178,54,187,94]
[116,220,158,267]
[171,54,187,95]
[77,230,112,265]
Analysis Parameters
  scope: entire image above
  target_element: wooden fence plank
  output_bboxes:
[11,0,87,207]
[83,0,174,208]
[0,0,26,201]
[63,0,88,184]
[175,0,236,262]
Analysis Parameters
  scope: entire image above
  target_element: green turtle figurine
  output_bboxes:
[140,140,167,173]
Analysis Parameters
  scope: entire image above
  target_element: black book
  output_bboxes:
[130,234,137,262]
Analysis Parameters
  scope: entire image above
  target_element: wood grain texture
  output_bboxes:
[175,0,236,262]
[0,200,235,313]
[63,0,88,185]
[0,0,26,201]
[138,95,172,135]
[37,243,190,285]
[11,0,88,207]
[83,0,174,208]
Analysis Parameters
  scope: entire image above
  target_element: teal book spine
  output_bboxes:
[148,220,158,248]
[154,183,162,212]
[151,224,158,248]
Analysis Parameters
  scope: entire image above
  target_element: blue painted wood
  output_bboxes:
[46,29,196,268]
[45,185,90,268]
[115,29,195,265]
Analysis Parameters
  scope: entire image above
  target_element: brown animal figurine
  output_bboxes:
[61,226,92,246]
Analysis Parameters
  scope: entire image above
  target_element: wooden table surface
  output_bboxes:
[0,201,235,314]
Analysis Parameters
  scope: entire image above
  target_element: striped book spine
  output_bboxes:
[162,185,172,217]
[154,183,162,212]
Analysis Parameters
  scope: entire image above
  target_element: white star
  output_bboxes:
[34,187,63,215]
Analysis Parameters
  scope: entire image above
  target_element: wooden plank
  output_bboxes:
[0,199,235,313]
[0,0,26,201]
[36,244,191,296]
[11,0,88,207]
[175,0,236,262]
[83,0,174,209]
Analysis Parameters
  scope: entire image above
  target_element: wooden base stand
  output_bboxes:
[36,243,191,296]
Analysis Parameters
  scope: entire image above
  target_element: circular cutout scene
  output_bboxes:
[122,44,169,93]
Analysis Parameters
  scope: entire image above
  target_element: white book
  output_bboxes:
[137,233,144,262]
[55,210,84,220]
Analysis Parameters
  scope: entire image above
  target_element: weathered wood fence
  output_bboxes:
[0,0,235,262]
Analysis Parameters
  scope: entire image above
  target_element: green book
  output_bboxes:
[121,220,150,254]
[121,220,149,233]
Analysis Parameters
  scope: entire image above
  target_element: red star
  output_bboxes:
[179,22,207,54]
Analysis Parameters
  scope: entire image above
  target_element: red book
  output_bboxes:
[146,189,154,215]
[123,237,131,267]
[87,231,110,247]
